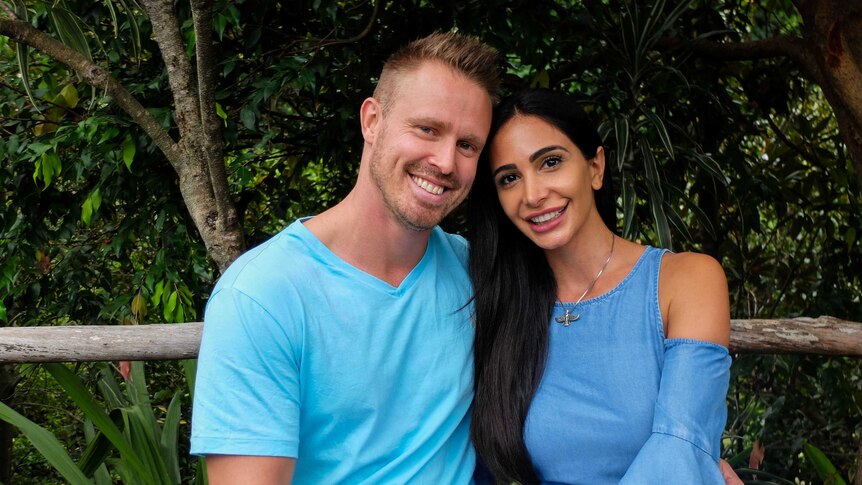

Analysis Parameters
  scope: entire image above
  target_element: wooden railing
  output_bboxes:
[0,316,860,363]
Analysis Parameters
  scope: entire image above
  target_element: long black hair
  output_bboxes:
[467,89,615,484]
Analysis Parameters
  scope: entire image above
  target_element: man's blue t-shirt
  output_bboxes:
[191,219,475,484]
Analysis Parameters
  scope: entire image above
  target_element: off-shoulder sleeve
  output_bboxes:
[620,339,731,484]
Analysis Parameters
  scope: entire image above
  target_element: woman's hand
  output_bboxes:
[719,459,744,485]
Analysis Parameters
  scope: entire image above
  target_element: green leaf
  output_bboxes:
[159,392,183,483]
[0,300,6,323]
[49,5,93,62]
[81,188,102,226]
[60,84,80,108]
[215,103,228,126]
[83,420,113,485]
[78,410,124,477]
[614,118,629,171]
[530,70,549,89]
[116,0,142,61]
[690,152,728,185]
[122,135,136,171]
[12,0,40,112]
[214,13,228,40]
[164,290,178,321]
[151,280,165,307]
[647,182,672,249]
[181,359,198,400]
[803,442,847,485]
[620,174,636,239]
[240,105,257,131]
[35,151,62,188]
[103,0,119,37]
[0,401,92,485]
[43,363,155,485]
[641,140,672,248]
[642,109,674,160]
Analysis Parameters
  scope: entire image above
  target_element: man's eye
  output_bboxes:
[418,126,434,135]
[458,141,477,153]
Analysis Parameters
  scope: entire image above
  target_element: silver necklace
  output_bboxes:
[555,234,616,327]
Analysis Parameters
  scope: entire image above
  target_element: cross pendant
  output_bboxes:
[555,309,580,326]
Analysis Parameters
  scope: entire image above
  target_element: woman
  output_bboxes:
[468,89,732,484]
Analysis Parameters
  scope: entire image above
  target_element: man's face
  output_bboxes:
[367,61,493,231]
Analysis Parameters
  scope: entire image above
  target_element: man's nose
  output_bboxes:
[428,142,457,175]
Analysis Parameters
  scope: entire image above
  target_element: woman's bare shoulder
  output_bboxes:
[660,251,730,345]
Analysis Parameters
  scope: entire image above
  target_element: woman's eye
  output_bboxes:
[497,174,518,186]
[542,156,562,169]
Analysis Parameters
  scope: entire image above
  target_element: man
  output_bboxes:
[191,32,500,483]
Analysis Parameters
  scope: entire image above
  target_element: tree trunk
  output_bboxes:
[0,6,245,273]
[795,0,862,188]
[678,1,862,187]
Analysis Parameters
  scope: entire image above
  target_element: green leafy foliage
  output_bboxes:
[2,0,861,483]
[0,400,91,484]
[0,362,194,484]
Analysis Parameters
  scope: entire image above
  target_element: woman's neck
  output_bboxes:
[545,223,616,301]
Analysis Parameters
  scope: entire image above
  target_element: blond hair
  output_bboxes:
[373,31,501,112]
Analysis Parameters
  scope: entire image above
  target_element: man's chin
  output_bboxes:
[395,210,445,232]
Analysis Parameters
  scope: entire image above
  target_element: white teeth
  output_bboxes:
[530,209,563,224]
[412,176,445,195]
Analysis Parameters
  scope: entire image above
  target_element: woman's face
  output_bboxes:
[488,115,604,251]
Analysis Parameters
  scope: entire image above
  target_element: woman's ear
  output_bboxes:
[590,146,606,190]
[360,97,382,144]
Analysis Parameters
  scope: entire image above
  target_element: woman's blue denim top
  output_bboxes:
[524,246,731,484]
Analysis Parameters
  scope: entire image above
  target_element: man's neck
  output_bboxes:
[303,190,433,287]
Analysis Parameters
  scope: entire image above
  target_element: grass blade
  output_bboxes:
[12,0,40,112]
[49,4,93,61]
[44,363,155,485]
[160,392,183,483]
[642,108,674,160]
[0,400,92,484]
[621,173,636,239]
[78,410,124,477]
[803,442,847,485]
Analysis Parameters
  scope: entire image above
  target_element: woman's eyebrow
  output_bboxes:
[491,145,570,177]
[529,145,569,162]
[492,164,516,177]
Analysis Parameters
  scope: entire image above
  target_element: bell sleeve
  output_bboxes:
[619,339,731,484]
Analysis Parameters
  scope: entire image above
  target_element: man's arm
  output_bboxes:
[206,456,296,485]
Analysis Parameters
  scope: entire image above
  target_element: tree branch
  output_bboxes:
[140,0,204,157]
[669,34,823,85]
[313,0,380,48]
[0,18,182,167]
[190,0,234,229]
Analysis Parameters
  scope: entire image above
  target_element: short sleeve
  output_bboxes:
[190,286,302,457]
[620,339,731,484]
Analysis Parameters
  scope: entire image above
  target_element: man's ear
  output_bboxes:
[590,146,606,190]
[360,97,382,144]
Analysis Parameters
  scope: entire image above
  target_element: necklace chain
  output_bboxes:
[555,233,616,327]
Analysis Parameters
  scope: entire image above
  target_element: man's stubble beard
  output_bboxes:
[368,142,466,232]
